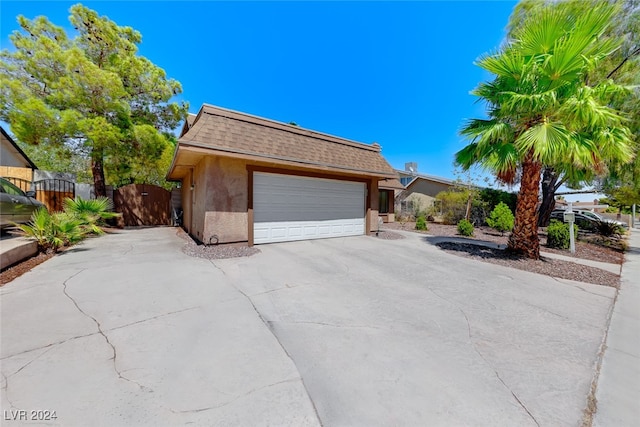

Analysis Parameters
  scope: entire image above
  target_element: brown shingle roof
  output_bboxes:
[174,104,396,178]
[379,178,404,190]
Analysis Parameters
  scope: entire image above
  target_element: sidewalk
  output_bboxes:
[593,225,640,426]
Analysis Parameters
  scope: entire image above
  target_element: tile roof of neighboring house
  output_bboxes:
[0,126,37,169]
[170,104,397,178]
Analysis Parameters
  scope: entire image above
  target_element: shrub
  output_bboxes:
[547,219,578,249]
[479,188,517,214]
[435,189,470,225]
[415,215,428,231]
[16,196,121,253]
[457,219,474,236]
[486,202,515,235]
[16,208,85,253]
[63,196,119,234]
[594,220,624,238]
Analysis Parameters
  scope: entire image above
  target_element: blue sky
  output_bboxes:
[1,0,518,182]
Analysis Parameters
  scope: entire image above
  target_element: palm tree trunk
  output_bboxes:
[508,151,542,259]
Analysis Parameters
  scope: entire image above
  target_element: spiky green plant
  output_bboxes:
[16,208,85,253]
[63,196,120,234]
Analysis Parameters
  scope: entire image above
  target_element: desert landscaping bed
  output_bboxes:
[383,222,624,287]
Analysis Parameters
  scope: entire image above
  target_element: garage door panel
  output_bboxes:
[254,218,365,244]
[253,173,365,244]
[254,174,364,223]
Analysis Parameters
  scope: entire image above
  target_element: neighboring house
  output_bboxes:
[395,163,457,217]
[167,104,398,245]
[0,126,37,185]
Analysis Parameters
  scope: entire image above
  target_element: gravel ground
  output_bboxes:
[383,221,624,288]
[0,251,54,286]
[371,230,406,240]
[178,228,261,259]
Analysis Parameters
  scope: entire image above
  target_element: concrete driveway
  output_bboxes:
[1,228,615,426]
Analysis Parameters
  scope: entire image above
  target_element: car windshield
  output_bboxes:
[0,178,26,197]
[580,211,602,220]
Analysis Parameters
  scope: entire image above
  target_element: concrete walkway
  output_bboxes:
[593,225,640,426]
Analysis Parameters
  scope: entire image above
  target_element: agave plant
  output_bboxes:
[594,220,624,238]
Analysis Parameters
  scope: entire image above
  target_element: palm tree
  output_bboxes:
[456,3,634,259]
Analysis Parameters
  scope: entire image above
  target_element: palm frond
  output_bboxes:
[515,6,573,57]
[515,121,570,162]
[477,49,525,79]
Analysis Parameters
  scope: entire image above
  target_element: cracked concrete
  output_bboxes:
[61,268,151,392]
[1,228,319,426]
[1,227,619,426]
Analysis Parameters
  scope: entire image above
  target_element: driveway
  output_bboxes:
[1,228,615,426]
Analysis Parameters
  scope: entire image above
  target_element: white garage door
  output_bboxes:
[253,172,366,244]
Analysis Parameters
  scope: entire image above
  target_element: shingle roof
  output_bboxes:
[379,178,404,190]
[172,104,397,178]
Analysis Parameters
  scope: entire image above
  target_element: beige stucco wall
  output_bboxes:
[408,179,451,198]
[368,178,379,232]
[201,157,248,244]
[188,156,248,244]
[396,179,452,215]
[181,169,193,233]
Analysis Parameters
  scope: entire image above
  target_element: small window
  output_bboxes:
[400,177,412,186]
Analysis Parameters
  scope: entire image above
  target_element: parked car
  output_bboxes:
[0,177,45,229]
[550,209,627,231]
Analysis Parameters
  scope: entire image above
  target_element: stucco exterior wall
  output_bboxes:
[190,159,208,241]
[181,169,193,233]
[368,178,379,232]
[408,179,451,198]
[396,179,453,215]
[202,157,248,244]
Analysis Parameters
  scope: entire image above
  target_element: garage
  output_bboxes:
[167,104,398,246]
[253,172,366,244]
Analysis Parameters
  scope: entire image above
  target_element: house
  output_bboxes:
[395,163,457,217]
[0,126,37,187]
[167,104,398,245]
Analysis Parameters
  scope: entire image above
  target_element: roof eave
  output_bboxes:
[173,142,397,179]
[0,127,38,169]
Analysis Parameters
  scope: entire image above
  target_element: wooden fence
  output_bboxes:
[113,184,172,226]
